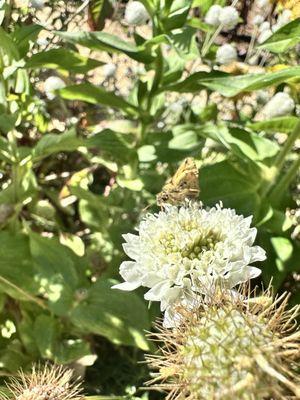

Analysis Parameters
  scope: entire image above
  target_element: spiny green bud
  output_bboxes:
[146,286,300,400]
[2,363,82,400]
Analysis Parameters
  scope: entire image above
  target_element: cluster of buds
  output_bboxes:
[204,5,239,31]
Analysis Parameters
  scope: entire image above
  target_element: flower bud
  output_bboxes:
[30,0,46,9]
[216,44,237,65]
[257,28,273,43]
[146,287,300,400]
[263,92,295,118]
[124,1,149,26]
[5,363,83,400]
[102,63,117,79]
[218,6,239,31]
[44,76,66,100]
[204,5,222,26]
[253,15,264,25]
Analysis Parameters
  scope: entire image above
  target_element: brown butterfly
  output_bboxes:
[156,157,200,206]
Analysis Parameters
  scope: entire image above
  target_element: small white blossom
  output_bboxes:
[258,21,270,32]
[257,28,273,43]
[124,1,149,26]
[273,9,292,32]
[253,15,265,26]
[44,76,66,100]
[218,6,239,31]
[216,43,237,65]
[204,5,222,26]
[113,203,266,325]
[256,0,270,7]
[30,0,46,9]
[263,92,295,118]
[102,63,117,79]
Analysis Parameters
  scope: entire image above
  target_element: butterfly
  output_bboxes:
[156,157,200,206]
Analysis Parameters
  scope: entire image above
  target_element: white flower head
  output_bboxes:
[263,92,295,118]
[102,63,117,79]
[113,203,266,326]
[219,6,239,31]
[44,76,66,100]
[204,5,222,26]
[30,0,46,9]
[253,15,265,26]
[273,9,292,32]
[124,1,149,26]
[216,43,237,65]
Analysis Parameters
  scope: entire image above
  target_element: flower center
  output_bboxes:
[158,229,221,260]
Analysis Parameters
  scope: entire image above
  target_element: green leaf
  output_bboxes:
[0,232,39,299]
[86,129,135,162]
[0,113,18,134]
[29,231,79,315]
[164,67,300,97]
[54,31,155,63]
[59,83,139,116]
[70,279,150,350]
[26,49,104,73]
[187,17,214,32]
[32,128,83,161]
[12,24,42,58]
[88,0,114,30]
[163,0,191,30]
[257,18,300,53]
[200,160,260,216]
[168,26,199,60]
[247,116,299,133]
[33,314,57,358]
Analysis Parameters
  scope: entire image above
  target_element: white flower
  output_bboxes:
[113,203,266,325]
[44,76,66,100]
[253,15,265,26]
[256,0,270,6]
[124,1,149,26]
[216,44,237,65]
[30,0,46,9]
[263,92,295,118]
[259,21,270,32]
[218,6,239,31]
[257,28,273,43]
[273,9,292,32]
[102,63,117,79]
[204,5,222,26]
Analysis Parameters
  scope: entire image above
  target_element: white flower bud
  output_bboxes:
[257,28,272,43]
[259,21,270,32]
[204,5,222,26]
[256,0,270,7]
[253,15,264,26]
[44,76,66,100]
[30,0,46,9]
[263,92,295,118]
[102,63,117,79]
[219,6,239,31]
[216,43,237,65]
[124,1,149,26]
[273,9,292,31]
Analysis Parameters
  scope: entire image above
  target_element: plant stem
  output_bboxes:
[274,119,300,173]
[260,118,300,199]
[268,157,300,207]
[0,275,48,310]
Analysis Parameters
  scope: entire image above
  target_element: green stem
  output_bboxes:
[147,46,163,111]
[0,275,48,310]
[268,157,300,207]
[260,118,300,199]
[273,119,300,173]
